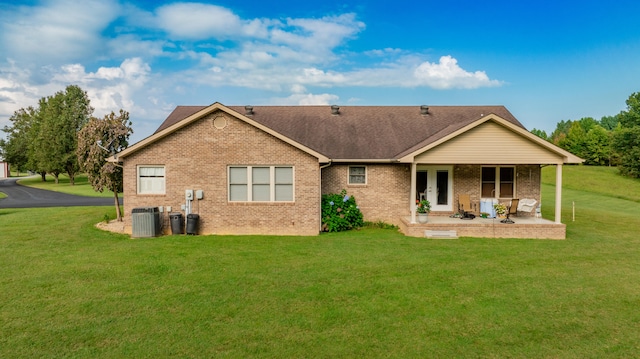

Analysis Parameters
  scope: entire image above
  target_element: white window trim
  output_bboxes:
[228,165,295,202]
[348,165,367,185]
[137,165,166,195]
[481,165,516,198]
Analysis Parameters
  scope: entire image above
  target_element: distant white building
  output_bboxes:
[0,160,8,178]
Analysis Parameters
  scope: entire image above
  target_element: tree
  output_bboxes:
[530,128,548,140]
[549,119,573,146]
[77,110,132,221]
[548,117,614,165]
[613,92,640,177]
[558,121,587,158]
[37,85,93,184]
[619,92,640,128]
[26,101,49,181]
[584,125,612,166]
[1,107,36,175]
[599,115,619,131]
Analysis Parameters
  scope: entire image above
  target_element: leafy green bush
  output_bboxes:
[363,221,398,230]
[321,189,364,232]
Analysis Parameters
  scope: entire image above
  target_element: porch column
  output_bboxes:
[555,164,562,223]
[410,162,417,223]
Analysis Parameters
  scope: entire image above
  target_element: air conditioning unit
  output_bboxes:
[131,207,161,237]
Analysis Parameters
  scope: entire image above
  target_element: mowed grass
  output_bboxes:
[542,165,640,203]
[17,174,115,198]
[1,167,640,358]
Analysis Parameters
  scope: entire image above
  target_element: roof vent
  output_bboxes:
[420,105,429,115]
[331,105,340,115]
[245,105,254,116]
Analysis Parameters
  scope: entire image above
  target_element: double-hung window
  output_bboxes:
[138,166,166,194]
[481,166,515,198]
[229,166,294,202]
[348,166,366,185]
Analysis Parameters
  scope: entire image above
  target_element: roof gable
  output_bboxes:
[398,115,583,164]
[116,103,330,162]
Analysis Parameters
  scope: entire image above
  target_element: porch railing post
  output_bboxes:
[555,164,562,224]
[410,163,417,223]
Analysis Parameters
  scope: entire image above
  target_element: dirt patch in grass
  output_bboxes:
[95,219,125,234]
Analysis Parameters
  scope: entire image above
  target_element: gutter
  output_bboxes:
[330,159,400,163]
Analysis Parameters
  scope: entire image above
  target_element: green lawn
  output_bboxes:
[1,166,640,358]
[542,165,640,203]
[17,174,116,198]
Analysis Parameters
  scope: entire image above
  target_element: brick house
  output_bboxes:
[114,103,582,239]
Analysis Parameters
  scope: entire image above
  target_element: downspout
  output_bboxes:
[319,161,333,232]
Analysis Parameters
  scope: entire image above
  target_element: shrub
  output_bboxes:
[363,221,398,230]
[321,189,364,232]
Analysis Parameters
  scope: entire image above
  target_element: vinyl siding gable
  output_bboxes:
[415,121,564,164]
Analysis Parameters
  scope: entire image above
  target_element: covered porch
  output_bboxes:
[397,117,583,240]
[399,214,565,239]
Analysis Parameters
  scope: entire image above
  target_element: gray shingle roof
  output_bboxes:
[155,105,523,160]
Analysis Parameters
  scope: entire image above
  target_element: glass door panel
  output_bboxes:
[417,166,452,212]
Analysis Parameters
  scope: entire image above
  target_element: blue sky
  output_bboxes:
[2,0,640,143]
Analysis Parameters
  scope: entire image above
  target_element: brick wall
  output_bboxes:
[453,164,541,217]
[453,165,481,213]
[321,164,411,226]
[399,218,566,240]
[122,110,321,236]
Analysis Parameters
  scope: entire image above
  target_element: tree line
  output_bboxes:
[531,91,640,178]
[0,85,132,220]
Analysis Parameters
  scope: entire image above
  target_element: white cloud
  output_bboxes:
[154,3,265,40]
[106,35,168,59]
[413,55,502,89]
[1,0,120,64]
[0,61,40,119]
[271,14,364,56]
[271,91,340,105]
[365,48,403,57]
[297,68,348,86]
[0,1,503,142]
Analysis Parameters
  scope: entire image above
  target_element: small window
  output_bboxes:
[138,166,165,194]
[229,166,294,202]
[481,166,515,198]
[349,166,366,185]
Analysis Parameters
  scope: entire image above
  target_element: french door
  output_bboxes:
[417,165,453,212]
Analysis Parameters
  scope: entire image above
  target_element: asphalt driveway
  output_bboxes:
[0,178,119,208]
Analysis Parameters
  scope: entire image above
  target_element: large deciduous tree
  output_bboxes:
[613,92,640,177]
[1,107,36,175]
[37,85,93,184]
[77,110,132,221]
[1,85,93,181]
[550,117,614,166]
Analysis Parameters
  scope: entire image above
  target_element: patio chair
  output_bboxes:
[458,194,475,220]
[501,198,519,224]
